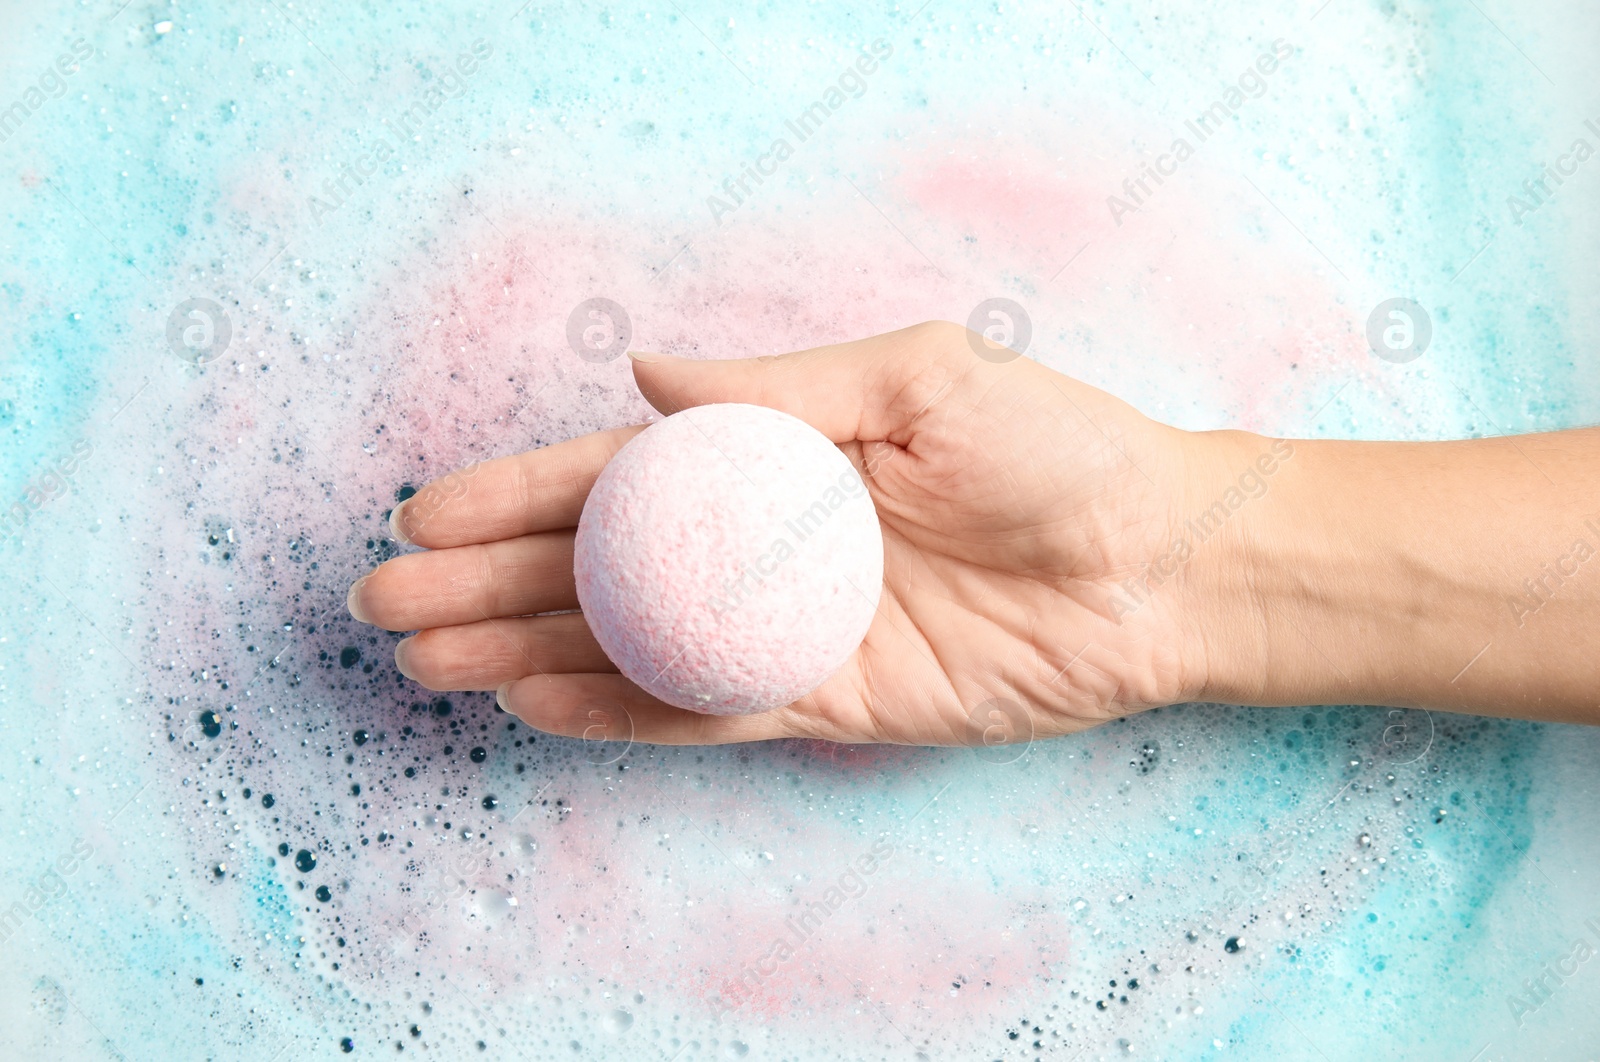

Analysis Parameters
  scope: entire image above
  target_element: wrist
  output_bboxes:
[1178,432,1536,712]
[1166,420,1600,721]
[1167,427,1306,706]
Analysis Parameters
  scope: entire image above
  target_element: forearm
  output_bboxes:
[1190,428,1600,723]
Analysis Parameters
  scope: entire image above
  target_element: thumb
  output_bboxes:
[627,322,967,444]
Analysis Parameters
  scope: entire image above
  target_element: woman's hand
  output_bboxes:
[346,321,1246,747]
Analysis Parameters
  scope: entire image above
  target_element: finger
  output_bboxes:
[391,424,645,548]
[349,531,576,631]
[497,672,809,746]
[394,613,616,691]
[628,320,982,444]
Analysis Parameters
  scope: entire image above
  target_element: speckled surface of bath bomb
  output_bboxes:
[574,403,883,715]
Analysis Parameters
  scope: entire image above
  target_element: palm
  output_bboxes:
[349,323,1203,749]
[794,351,1196,746]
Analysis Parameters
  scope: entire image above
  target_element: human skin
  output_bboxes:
[345,321,1600,746]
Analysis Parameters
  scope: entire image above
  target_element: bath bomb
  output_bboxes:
[574,403,883,715]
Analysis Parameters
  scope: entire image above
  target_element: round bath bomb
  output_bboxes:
[574,403,883,715]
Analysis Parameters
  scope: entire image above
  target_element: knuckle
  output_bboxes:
[471,544,502,613]
[906,319,965,348]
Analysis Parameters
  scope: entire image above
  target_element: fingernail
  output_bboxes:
[394,638,415,679]
[389,500,413,544]
[627,350,673,364]
[495,681,514,713]
[346,578,372,624]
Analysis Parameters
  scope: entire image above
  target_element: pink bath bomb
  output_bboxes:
[574,403,883,715]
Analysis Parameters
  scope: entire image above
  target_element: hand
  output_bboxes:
[346,321,1241,746]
